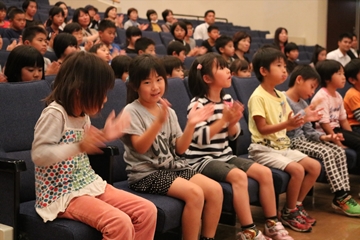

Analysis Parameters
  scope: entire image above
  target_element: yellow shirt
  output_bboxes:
[151,23,161,32]
[248,85,291,150]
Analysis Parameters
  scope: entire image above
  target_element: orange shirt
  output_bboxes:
[344,87,360,126]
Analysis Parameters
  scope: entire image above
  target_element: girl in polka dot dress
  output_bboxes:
[121,54,223,240]
[31,51,157,240]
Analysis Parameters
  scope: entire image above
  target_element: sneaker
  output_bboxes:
[332,195,360,216]
[296,204,316,226]
[264,220,293,240]
[280,208,312,232]
[237,229,268,240]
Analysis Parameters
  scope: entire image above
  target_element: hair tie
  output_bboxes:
[197,64,202,70]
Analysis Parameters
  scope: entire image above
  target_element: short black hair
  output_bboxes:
[0,2,7,11]
[204,10,215,17]
[9,8,24,20]
[284,42,299,55]
[233,31,251,53]
[273,27,288,49]
[125,26,142,39]
[53,33,78,59]
[215,35,232,53]
[111,55,132,79]
[127,7,137,18]
[72,8,88,23]
[315,59,343,87]
[161,9,173,22]
[98,19,116,32]
[146,9,156,21]
[162,55,183,76]
[252,46,286,82]
[207,25,219,33]
[230,58,249,73]
[288,65,321,87]
[345,58,360,84]
[23,26,47,42]
[104,6,116,19]
[167,41,186,55]
[170,21,187,38]
[63,22,82,34]
[135,37,155,54]
[183,20,192,27]
[338,32,353,42]
[22,0,37,11]
[310,44,326,66]
[84,5,98,13]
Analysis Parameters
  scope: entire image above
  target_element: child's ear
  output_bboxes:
[219,47,224,54]
[259,66,268,77]
[295,75,303,84]
[23,40,30,45]
[348,77,357,85]
[171,51,177,56]
[138,50,144,55]
[203,74,212,84]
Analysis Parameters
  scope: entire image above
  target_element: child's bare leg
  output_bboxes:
[246,163,277,217]
[225,168,253,226]
[167,177,204,240]
[284,162,305,209]
[189,174,223,238]
[297,157,321,202]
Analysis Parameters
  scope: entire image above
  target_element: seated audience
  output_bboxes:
[193,10,215,40]
[89,43,111,62]
[162,55,184,79]
[161,9,176,32]
[53,33,78,64]
[310,44,326,68]
[125,26,142,54]
[98,19,121,56]
[146,9,161,32]
[72,8,98,43]
[201,25,219,53]
[0,2,10,28]
[183,20,195,49]
[230,58,251,78]
[4,45,44,82]
[22,0,37,27]
[85,5,100,29]
[347,32,358,59]
[135,37,156,55]
[123,8,148,30]
[111,55,131,81]
[54,1,69,30]
[285,42,299,73]
[45,6,65,40]
[233,31,251,63]
[273,27,288,53]
[104,6,123,28]
[215,35,235,67]
[167,41,186,63]
[63,22,92,51]
[171,21,199,56]
[326,32,352,66]
[4,8,26,39]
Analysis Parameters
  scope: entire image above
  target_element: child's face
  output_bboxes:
[108,8,117,19]
[21,66,42,82]
[72,30,83,45]
[100,27,116,45]
[186,24,193,37]
[349,72,360,90]
[58,4,68,18]
[142,44,156,56]
[78,11,90,27]
[0,9,6,21]
[26,1,37,17]
[211,64,232,89]
[338,37,352,53]
[173,50,186,63]
[204,12,215,25]
[287,49,299,61]
[171,66,184,79]
[174,25,186,40]
[150,13,158,21]
[27,33,48,55]
[221,41,235,57]
[138,70,165,105]
[129,11,138,21]
[317,50,326,62]
[63,45,78,58]
[234,68,251,78]
[329,67,346,89]
[52,13,64,27]
[237,37,250,53]
[121,72,129,82]
[297,78,319,100]
[264,58,288,85]
[208,29,219,41]
[11,13,26,30]
[96,45,111,62]
[130,35,141,46]
[279,29,288,43]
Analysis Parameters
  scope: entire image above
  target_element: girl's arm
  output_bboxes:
[319,122,346,147]
[339,119,352,131]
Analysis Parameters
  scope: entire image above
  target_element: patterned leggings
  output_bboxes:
[291,137,350,193]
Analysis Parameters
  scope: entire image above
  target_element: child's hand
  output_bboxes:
[198,46,207,55]
[228,101,244,126]
[139,23,149,31]
[84,40,93,52]
[48,32,57,48]
[111,48,119,58]
[187,102,214,125]
[286,111,304,128]
[156,98,171,124]
[320,133,344,142]
[103,110,131,141]
[79,125,107,154]
[94,14,101,22]
[6,39,18,51]
[45,61,61,75]
[187,47,199,57]
[119,49,126,55]
[0,73,7,83]
[304,105,323,122]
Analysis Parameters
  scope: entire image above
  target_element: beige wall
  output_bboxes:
[51,0,327,46]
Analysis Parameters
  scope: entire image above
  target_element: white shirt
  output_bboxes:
[326,48,351,66]
[193,22,209,40]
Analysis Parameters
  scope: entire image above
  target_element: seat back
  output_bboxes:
[0,80,51,202]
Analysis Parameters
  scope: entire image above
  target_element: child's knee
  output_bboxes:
[309,158,321,175]
[106,213,135,238]
[186,185,205,205]
[285,163,304,180]
[255,165,272,183]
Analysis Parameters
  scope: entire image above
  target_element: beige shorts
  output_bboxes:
[248,143,307,170]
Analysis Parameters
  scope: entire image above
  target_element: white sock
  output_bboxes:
[296,201,302,206]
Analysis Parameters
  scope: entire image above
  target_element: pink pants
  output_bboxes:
[58,184,157,240]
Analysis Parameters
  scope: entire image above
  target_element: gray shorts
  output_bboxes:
[201,157,255,182]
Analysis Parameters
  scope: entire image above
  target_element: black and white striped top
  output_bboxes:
[184,94,241,172]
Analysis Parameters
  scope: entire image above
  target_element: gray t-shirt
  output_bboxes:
[285,93,324,142]
[121,100,191,184]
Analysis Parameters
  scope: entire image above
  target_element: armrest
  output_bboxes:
[88,145,119,185]
[0,157,27,172]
